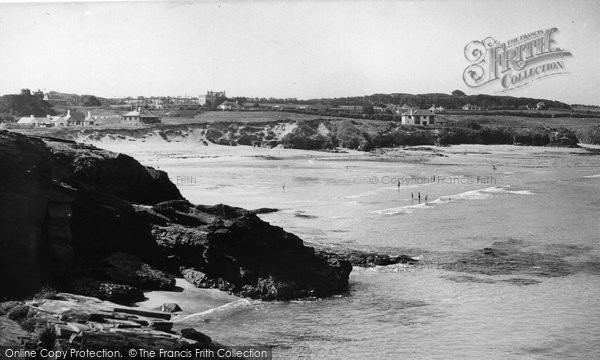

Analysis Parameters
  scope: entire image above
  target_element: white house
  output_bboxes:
[428,105,445,113]
[122,107,161,124]
[217,101,242,111]
[401,109,436,126]
[17,115,53,128]
[462,103,482,111]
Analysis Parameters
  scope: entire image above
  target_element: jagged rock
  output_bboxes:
[0,294,233,358]
[90,252,176,290]
[153,303,182,313]
[68,278,145,305]
[313,245,419,267]
[181,268,209,288]
[154,204,352,300]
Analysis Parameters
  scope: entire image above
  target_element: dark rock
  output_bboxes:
[0,294,229,356]
[181,268,209,288]
[181,328,212,347]
[68,278,145,305]
[155,206,352,300]
[90,252,176,290]
[154,303,182,313]
[315,246,419,267]
[250,207,279,214]
[439,240,575,277]
[547,128,579,147]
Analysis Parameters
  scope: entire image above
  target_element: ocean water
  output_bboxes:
[101,142,600,359]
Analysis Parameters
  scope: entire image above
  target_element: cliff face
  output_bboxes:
[0,131,351,301]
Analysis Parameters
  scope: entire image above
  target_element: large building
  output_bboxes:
[199,90,226,106]
[401,109,436,126]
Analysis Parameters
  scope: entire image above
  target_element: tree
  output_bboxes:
[363,104,374,114]
[451,89,466,97]
[0,89,55,117]
[82,95,102,107]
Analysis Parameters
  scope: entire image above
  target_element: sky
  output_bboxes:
[0,0,598,105]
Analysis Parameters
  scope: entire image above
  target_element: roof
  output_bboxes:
[17,117,39,124]
[401,109,435,116]
[17,116,53,124]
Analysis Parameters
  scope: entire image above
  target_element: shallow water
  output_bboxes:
[99,142,600,359]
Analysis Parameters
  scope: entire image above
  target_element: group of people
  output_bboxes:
[411,192,427,203]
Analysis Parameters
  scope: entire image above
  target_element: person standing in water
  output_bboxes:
[418,192,421,202]
[425,195,428,202]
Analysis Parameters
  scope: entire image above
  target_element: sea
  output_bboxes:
[96,141,600,359]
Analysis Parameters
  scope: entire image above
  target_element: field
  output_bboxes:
[438,114,600,131]
[161,111,344,125]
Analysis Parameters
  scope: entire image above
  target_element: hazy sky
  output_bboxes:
[0,0,598,104]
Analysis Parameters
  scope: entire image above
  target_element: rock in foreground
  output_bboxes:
[0,293,234,359]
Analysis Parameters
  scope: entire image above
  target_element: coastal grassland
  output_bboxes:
[162,111,344,125]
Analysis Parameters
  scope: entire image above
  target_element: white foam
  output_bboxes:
[583,174,600,178]
[174,298,252,322]
[344,190,378,199]
[480,186,534,195]
[370,186,534,215]
[370,202,430,215]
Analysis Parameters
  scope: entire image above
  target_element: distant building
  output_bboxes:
[217,101,242,111]
[536,102,546,110]
[338,105,364,114]
[201,90,226,106]
[308,103,330,112]
[401,109,435,126]
[462,104,482,111]
[17,115,53,128]
[428,105,445,113]
[152,99,164,110]
[122,107,161,124]
[60,110,87,126]
[16,110,92,127]
[393,104,418,115]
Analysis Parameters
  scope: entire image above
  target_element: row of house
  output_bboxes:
[17,110,95,128]
[112,91,227,110]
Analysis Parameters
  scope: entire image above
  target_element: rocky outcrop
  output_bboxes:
[0,293,234,359]
[0,130,351,301]
[154,303,183,313]
[151,201,351,300]
[87,252,176,291]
